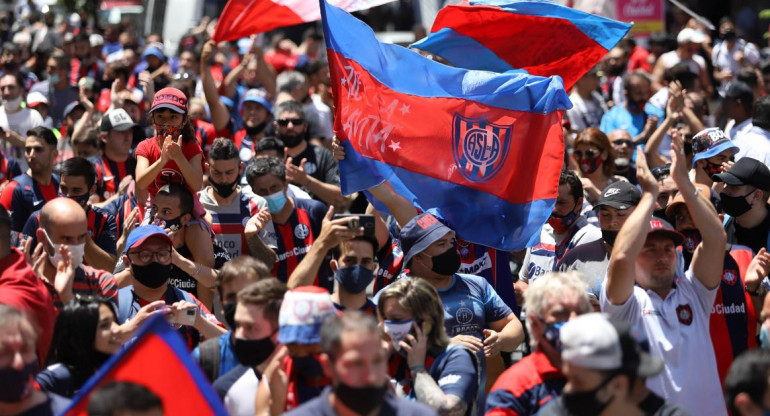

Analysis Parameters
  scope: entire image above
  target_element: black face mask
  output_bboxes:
[278,131,306,148]
[562,374,616,416]
[211,178,238,198]
[233,335,276,368]
[59,192,90,208]
[720,191,754,218]
[244,121,267,137]
[3,61,18,72]
[334,381,388,414]
[0,361,36,403]
[131,262,172,288]
[155,215,184,232]
[427,246,461,276]
[601,229,619,246]
[222,302,237,330]
[720,31,737,41]
[292,354,324,379]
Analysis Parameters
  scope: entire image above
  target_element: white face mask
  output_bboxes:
[44,229,85,269]
[2,95,22,112]
[383,319,414,351]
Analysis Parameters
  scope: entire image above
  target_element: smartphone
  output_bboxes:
[169,307,198,326]
[334,214,375,237]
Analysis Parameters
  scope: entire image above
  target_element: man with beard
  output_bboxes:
[275,100,342,207]
[609,129,636,184]
[665,182,762,385]
[653,28,713,97]
[0,127,59,232]
[557,181,641,305]
[602,142,727,415]
[600,72,655,145]
[200,138,276,265]
[212,279,287,416]
[601,46,628,108]
[276,70,333,145]
[21,157,118,272]
[92,109,137,203]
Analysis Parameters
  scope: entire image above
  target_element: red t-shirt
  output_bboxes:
[0,248,57,365]
[135,136,203,197]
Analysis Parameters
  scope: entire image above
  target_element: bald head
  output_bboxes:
[608,129,631,141]
[40,197,87,234]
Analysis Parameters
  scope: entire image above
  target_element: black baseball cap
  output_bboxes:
[712,158,770,191]
[594,181,641,211]
[648,217,684,246]
[724,81,753,103]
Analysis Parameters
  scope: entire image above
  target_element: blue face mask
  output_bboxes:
[543,321,566,352]
[49,74,61,84]
[761,325,770,349]
[334,264,375,294]
[265,190,287,213]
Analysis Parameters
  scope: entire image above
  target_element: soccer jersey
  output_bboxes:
[101,193,139,241]
[458,238,518,312]
[486,349,565,416]
[272,198,331,289]
[91,155,136,201]
[0,150,21,186]
[373,235,403,295]
[168,243,230,298]
[46,265,118,310]
[199,188,274,259]
[0,174,60,232]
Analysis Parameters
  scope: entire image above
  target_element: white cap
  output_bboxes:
[26,91,49,107]
[90,34,104,47]
[677,28,706,44]
[560,313,663,377]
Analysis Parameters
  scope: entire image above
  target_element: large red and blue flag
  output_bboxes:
[411,0,632,89]
[321,0,571,251]
[61,316,227,415]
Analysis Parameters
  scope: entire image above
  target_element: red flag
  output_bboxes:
[213,0,396,42]
[61,316,227,415]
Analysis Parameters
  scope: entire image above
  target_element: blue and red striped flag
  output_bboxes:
[62,316,227,416]
[322,0,572,251]
[411,0,632,89]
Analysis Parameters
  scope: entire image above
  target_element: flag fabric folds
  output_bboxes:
[411,0,632,89]
[213,0,396,42]
[62,316,227,416]
[321,0,572,251]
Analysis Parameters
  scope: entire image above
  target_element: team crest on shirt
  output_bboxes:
[722,269,738,286]
[676,304,693,326]
[451,113,512,183]
[455,300,475,324]
[294,224,310,239]
[304,162,317,175]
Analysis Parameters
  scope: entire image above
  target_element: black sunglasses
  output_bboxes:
[276,118,305,127]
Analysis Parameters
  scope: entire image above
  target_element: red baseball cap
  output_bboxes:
[150,87,187,114]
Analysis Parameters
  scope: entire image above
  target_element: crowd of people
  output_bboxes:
[3,2,770,416]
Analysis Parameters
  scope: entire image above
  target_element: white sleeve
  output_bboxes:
[518,248,531,283]
[600,279,643,327]
[681,268,719,315]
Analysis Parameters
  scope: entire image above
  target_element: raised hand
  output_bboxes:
[636,150,659,196]
[285,157,309,187]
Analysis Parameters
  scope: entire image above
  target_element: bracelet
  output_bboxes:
[409,365,426,374]
[193,263,202,277]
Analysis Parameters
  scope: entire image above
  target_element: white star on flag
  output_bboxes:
[388,141,401,152]
[399,104,410,115]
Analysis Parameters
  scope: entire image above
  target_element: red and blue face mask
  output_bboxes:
[547,208,578,234]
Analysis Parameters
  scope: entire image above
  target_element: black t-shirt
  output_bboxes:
[14,393,71,416]
[725,205,770,254]
[290,144,340,187]
[168,243,230,298]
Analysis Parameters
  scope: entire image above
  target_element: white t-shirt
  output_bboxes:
[0,106,44,171]
[600,269,726,416]
[711,39,760,95]
[223,367,260,416]
[567,91,606,132]
[732,126,770,167]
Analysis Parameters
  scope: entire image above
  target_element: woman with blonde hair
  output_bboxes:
[573,127,626,207]
[378,277,481,416]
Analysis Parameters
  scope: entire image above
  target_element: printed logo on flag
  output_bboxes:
[451,113,512,183]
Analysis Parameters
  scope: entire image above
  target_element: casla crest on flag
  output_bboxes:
[321,0,572,251]
[213,0,397,42]
[411,0,632,89]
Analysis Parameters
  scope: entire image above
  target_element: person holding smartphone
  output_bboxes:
[114,224,225,349]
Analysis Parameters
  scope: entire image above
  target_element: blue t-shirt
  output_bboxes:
[599,105,646,138]
[192,331,238,382]
[423,346,480,415]
[438,274,512,339]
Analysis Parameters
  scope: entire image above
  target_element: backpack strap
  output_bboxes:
[198,337,221,381]
[117,287,135,324]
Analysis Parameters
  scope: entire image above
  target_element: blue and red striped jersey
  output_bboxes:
[458,237,518,313]
[0,174,59,232]
[91,155,137,201]
[0,150,21,186]
[272,198,331,290]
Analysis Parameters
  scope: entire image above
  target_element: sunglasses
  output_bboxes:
[573,149,599,159]
[612,139,633,147]
[276,118,305,127]
[651,164,671,180]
